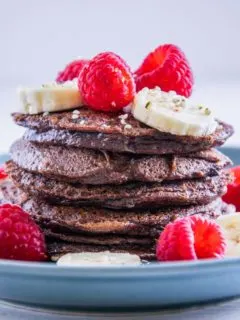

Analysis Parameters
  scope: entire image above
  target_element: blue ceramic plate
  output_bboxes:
[0,148,240,310]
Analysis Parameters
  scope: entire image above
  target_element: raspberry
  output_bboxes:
[0,204,47,261]
[222,166,240,210]
[56,59,89,83]
[156,215,226,261]
[0,166,7,180]
[78,52,136,112]
[135,44,194,97]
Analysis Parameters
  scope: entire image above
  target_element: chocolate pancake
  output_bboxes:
[10,140,231,185]
[47,242,156,261]
[2,181,234,261]
[0,179,28,205]
[2,181,233,237]
[23,199,236,237]
[44,229,154,246]
[0,183,156,260]
[6,161,232,209]
[2,179,235,235]
[13,108,234,154]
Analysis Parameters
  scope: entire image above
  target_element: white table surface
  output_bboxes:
[1,82,240,153]
[1,82,240,319]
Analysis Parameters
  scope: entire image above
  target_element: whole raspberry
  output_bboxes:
[78,52,136,112]
[222,166,240,211]
[156,215,226,261]
[135,44,194,97]
[0,204,47,261]
[0,166,7,180]
[56,59,89,83]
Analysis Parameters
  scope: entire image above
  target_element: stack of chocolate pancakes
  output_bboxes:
[2,108,235,260]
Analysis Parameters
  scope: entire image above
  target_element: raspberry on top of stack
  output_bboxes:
[0,44,237,264]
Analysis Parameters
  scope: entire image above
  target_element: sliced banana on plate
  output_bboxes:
[57,251,141,266]
[132,87,217,137]
[17,79,83,114]
[217,213,240,257]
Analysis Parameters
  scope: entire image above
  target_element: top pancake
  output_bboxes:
[13,108,234,154]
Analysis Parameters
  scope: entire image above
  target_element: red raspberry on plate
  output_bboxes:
[135,44,194,97]
[0,166,7,180]
[56,59,89,83]
[156,215,226,261]
[0,204,47,261]
[222,166,240,211]
[78,52,136,112]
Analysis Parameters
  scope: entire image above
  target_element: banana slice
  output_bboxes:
[57,251,141,266]
[132,87,217,137]
[17,79,83,114]
[217,214,240,257]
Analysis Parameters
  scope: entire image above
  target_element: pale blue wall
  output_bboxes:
[0,0,239,86]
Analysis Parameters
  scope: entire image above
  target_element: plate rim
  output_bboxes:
[1,257,240,278]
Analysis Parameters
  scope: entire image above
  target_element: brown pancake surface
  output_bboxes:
[10,139,231,185]
[13,108,234,154]
[1,181,234,237]
[6,160,232,209]
[1,181,235,261]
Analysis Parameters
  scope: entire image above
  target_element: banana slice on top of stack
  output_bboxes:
[17,79,83,115]
[132,87,218,137]
[17,81,217,139]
